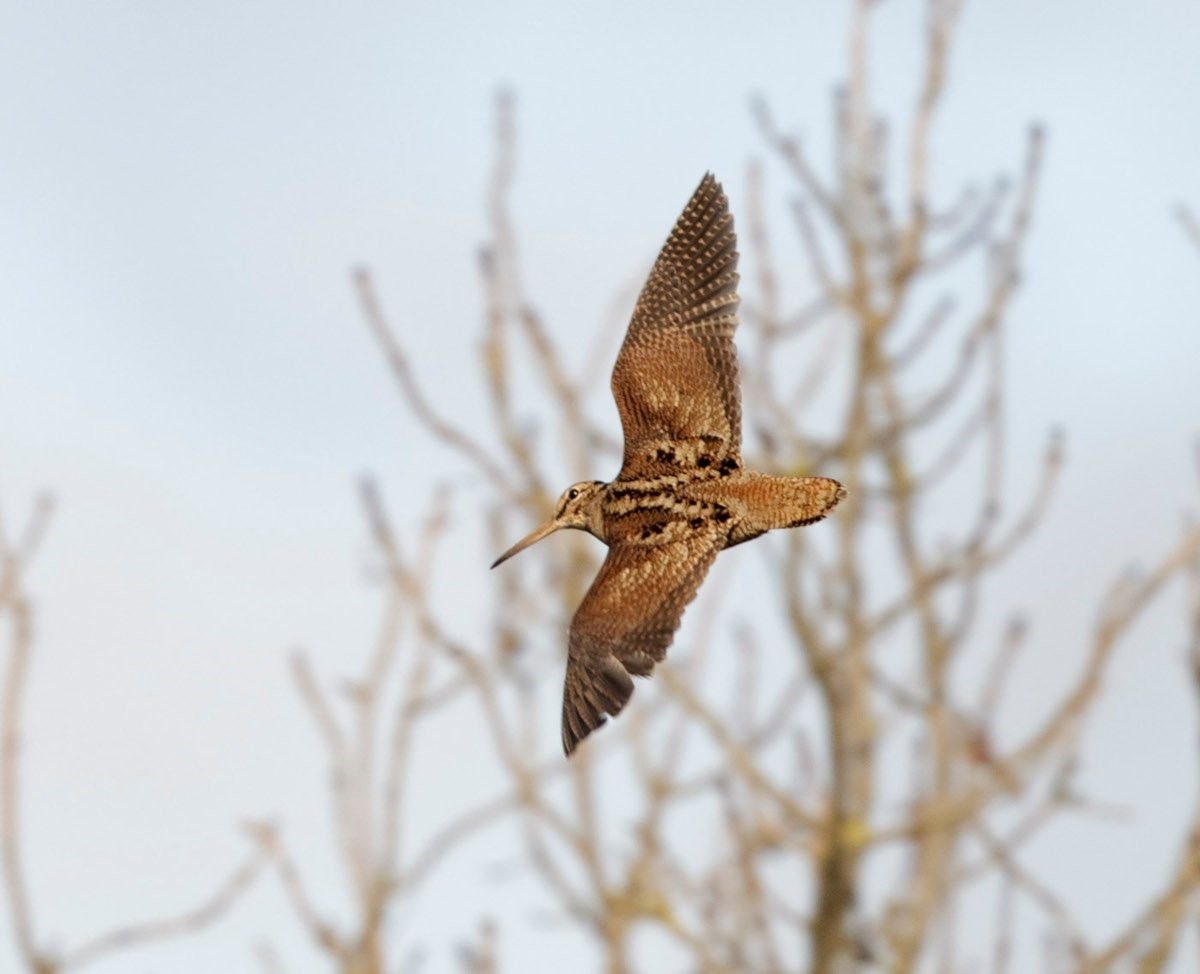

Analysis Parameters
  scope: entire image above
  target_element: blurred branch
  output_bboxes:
[61,846,266,971]
[458,920,499,974]
[356,267,522,503]
[1,494,53,971]
[260,480,576,973]
[1,494,261,973]
[1177,204,1200,256]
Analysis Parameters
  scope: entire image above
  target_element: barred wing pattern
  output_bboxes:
[611,174,742,481]
[561,522,725,755]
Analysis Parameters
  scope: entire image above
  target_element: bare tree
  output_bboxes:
[247,482,557,974]
[14,1,1172,970]
[0,494,265,974]
[5,4,1197,973]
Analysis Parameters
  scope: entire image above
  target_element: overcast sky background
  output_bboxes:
[2,1,1200,971]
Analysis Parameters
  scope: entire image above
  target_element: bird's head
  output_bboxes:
[490,481,606,569]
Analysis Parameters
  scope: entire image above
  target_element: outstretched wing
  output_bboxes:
[612,174,742,481]
[561,521,724,755]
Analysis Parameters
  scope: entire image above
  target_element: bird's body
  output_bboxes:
[492,174,845,755]
[566,469,842,551]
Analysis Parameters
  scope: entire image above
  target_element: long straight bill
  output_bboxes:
[489,519,561,569]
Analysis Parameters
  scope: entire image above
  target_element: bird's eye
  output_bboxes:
[568,488,579,500]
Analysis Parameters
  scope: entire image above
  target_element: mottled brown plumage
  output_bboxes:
[492,174,846,755]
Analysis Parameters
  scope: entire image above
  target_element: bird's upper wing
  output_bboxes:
[560,518,725,755]
[611,174,742,482]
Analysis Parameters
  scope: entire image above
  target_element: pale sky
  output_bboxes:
[2,1,1199,971]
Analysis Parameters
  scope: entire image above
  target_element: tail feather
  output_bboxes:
[779,476,847,528]
[562,654,634,756]
[721,475,846,547]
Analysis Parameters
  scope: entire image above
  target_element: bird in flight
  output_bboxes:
[491,174,845,756]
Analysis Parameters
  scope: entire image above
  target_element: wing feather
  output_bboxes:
[612,174,743,481]
[561,523,724,755]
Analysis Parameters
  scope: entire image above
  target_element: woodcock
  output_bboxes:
[491,174,846,756]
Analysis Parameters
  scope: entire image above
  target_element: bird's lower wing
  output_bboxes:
[561,523,724,755]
